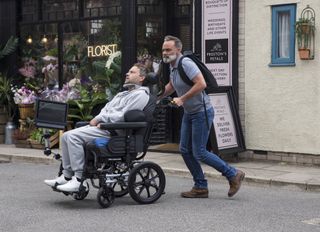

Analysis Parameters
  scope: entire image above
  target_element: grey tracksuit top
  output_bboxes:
[93,86,150,123]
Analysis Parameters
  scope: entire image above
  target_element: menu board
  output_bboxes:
[209,92,238,149]
[202,0,233,86]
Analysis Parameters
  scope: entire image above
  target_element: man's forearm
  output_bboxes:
[180,82,205,102]
[159,83,175,99]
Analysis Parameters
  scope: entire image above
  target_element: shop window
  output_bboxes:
[42,0,79,21]
[21,0,38,22]
[90,20,103,34]
[176,0,191,17]
[146,22,159,38]
[137,1,163,75]
[84,0,121,18]
[270,4,296,66]
[137,0,161,15]
[61,18,122,95]
[19,23,59,90]
[18,18,122,102]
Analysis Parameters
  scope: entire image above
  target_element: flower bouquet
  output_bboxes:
[42,61,58,87]
[12,85,37,119]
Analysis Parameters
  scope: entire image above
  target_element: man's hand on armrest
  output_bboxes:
[90,118,99,126]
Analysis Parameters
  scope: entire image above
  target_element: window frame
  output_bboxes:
[270,4,296,66]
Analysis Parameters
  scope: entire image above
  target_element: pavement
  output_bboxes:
[0,144,319,192]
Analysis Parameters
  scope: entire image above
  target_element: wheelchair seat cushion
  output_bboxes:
[92,137,110,147]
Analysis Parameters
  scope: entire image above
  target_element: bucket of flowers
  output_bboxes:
[12,85,37,120]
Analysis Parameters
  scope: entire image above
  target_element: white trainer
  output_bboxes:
[57,177,87,192]
[44,175,69,187]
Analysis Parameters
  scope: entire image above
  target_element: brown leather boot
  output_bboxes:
[181,187,208,198]
[228,170,245,197]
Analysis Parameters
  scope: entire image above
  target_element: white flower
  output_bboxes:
[105,51,121,69]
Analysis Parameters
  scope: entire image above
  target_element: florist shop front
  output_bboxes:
[0,0,196,145]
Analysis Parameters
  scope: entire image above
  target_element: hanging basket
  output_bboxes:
[18,103,35,120]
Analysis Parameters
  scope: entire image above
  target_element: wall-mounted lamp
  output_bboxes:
[26,36,32,44]
[41,35,48,44]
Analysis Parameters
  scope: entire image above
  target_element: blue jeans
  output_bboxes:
[179,107,237,189]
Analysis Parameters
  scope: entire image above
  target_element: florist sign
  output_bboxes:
[87,44,118,58]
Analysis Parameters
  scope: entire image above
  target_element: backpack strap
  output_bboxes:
[177,56,194,86]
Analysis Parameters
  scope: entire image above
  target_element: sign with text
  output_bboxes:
[87,44,118,58]
[202,0,233,86]
[209,92,238,149]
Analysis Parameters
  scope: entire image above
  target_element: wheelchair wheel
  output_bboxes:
[128,162,166,204]
[72,181,90,200]
[97,187,115,208]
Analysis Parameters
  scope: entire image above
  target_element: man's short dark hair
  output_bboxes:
[164,35,183,50]
[133,63,147,77]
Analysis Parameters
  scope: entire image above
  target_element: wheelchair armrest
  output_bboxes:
[99,122,148,130]
[75,121,90,128]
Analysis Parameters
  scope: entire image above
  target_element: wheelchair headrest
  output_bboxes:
[143,72,158,86]
[124,110,146,122]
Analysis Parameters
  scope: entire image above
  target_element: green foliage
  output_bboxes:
[0,36,19,60]
[0,72,15,120]
[68,88,107,121]
[29,128,56,144]
[295,18,315,49]
[64,35,88,63]
[92,52,122,98]
[46,48,58,57]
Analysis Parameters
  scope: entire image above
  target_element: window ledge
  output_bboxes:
[268,63,296,67]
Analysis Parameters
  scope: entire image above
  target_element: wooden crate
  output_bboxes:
[28,131,59,149]
[14,139,31,148]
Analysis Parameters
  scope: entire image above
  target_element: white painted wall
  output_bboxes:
[244,0,320,154]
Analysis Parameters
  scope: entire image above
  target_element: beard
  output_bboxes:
[162,54,177,64]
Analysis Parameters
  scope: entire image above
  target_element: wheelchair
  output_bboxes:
[36,81,166,208]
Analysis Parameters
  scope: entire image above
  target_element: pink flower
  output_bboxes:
[12,85,37,104]
[42,63,58,73]
[19,59,37,78]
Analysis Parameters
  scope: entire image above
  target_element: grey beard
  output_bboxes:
[162,54,177,63]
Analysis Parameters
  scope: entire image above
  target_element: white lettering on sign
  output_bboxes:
[202,0,232,86]
[87,44,118,57]
[209,93,238,149]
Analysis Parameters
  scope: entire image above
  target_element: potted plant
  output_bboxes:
[0,36,18,60]
[0,73,16,121]
[295,18,315,59]
[0,36,18,144]
[68,87,107,121]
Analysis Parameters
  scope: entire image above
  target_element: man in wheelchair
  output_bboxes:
[43,63,165,208]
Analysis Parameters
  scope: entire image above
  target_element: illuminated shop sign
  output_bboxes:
[87,44,118,57]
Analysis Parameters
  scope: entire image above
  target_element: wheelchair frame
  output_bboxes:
[36,98,166,208]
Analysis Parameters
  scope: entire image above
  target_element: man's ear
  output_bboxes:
[140,76,146,84]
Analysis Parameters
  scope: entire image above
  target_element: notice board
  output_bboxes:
[207,87,245,155]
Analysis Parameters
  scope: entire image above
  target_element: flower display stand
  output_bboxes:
[18,104,35,120]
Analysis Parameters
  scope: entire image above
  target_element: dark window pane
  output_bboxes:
[84,0,121,17]
[21,0,38,22]
[42,0,78,21]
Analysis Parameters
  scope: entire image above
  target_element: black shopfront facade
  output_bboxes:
[0,0,241,149]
